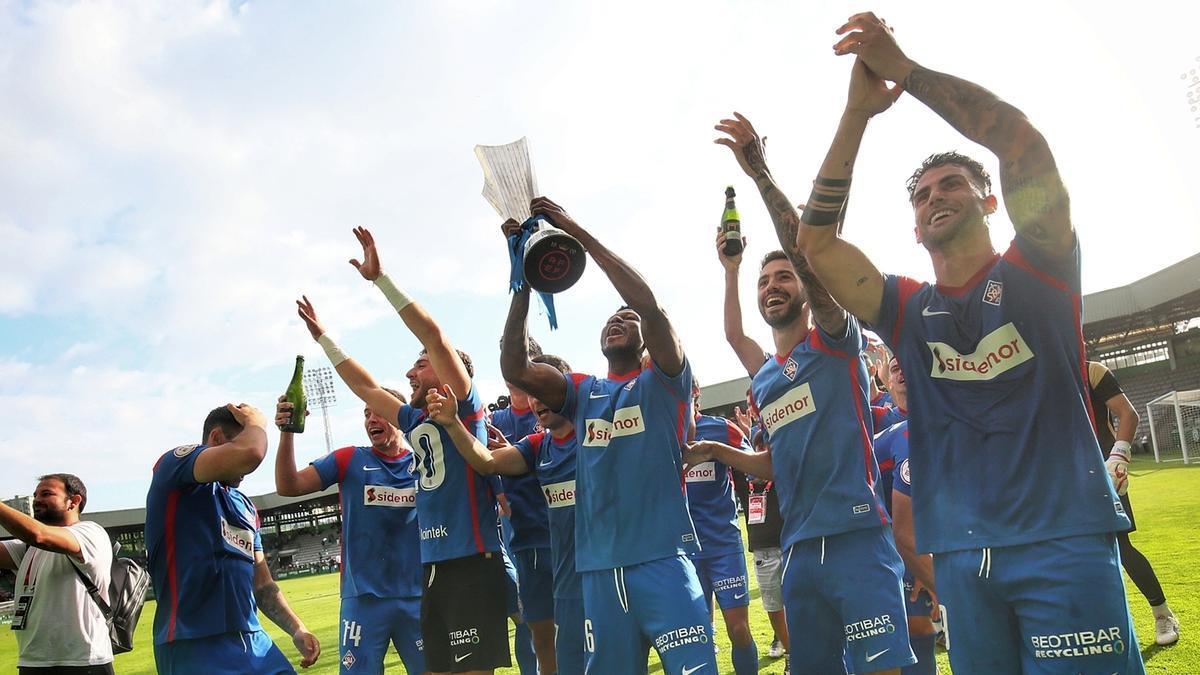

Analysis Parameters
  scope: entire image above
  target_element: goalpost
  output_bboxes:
[1146,389,1200,464]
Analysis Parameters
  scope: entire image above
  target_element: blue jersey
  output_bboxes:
[686,415,746,558]
[750,316,888,551]
[871,235,1128,553]
[515,431,582,600]
[558,361,698,571]
[872,404,906,433]
[145,445,263,645]
[397,384,502,562]
[491,406,551,552]
[872,420,912,513]
[311,445,421,599]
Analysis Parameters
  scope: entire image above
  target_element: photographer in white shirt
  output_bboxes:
[1,474,114,675]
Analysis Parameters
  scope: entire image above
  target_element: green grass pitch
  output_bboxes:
[2,458,1194,673]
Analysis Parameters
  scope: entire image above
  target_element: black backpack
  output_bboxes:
[71,542,152,654]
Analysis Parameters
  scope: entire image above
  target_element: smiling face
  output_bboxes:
[599,308,645,361]
[910,163,995,250]
[363,405,401,450]
[529,396,570,432]
[32,478,75,526]
[405,355,441,408]
[756,258,807,329]
[887,357,907,410]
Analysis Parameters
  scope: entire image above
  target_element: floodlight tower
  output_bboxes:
[303,366,338,455]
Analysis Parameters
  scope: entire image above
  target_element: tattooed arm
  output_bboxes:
[834,11,1073,259]
[254,554,320,668]
[714,113,848,336]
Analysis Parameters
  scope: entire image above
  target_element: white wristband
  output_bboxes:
[374,272,413,314]
[1111,440,1131,460]
[317,334,349,367]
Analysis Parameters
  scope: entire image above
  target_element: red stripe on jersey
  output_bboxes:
[460,406,486,424]
[935,254,1001,297]
[607,368,642,382]
[878,458,896,473]
[338,490,347,582]
[893,276,923,348]
[1001,243,1069,293]
[724,420,744,447]
[164,489,181,642]
[465,464,485,553]
[333,446,356,483]
[775,332,809,364]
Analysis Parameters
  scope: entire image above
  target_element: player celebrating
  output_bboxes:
[145,404,320,674]
[274,388,425,675]
[430,351,587,674]
[871,357,938,674]
[499,197,717,674]
[704,162,912,670]
[686,380,759,674]
[297,226,508,674]
[784,13,1144,672]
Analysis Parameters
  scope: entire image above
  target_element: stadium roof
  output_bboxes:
[1083,252,1200,328]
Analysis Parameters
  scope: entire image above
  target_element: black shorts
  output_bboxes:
[19,665,114,675]
[421,552,511,672]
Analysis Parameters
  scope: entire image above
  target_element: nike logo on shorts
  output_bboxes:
[733,592,748,599]
[454,653,472,663]
[682,665,707,675]
[866,648,889,662]
[921,306,952,317]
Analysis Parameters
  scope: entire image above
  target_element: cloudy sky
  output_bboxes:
[3,0,1198,511]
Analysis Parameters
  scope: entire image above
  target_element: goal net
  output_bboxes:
[1147,389,1200,463]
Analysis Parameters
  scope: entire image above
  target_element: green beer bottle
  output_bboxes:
[281,355,307,433]
[721,185,743,256]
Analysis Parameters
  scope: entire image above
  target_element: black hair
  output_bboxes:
[906,151,992,201]
[418,348,475,379]
[532,353,572,375]
[38,473,88,513]
[202,406,243,445]
[760,250,789,268]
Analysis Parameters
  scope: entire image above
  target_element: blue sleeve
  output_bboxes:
[869,274,926,353]
[893,434,912,498]
[152,445,208,490]
[489,474,505,497]
[649,356,693,404]
[514,437,538,470]
[557,372,589,420]
[1012,232,1081,293]
[396,403,416,433]
[254,528,263,552]
[311,447,357,491]
[816,313,863,354]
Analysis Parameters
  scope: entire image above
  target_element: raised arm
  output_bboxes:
[531,196,685,377]
[296,295,404,425]
[793,59,901,326]
[0,501,82,557]
[714,114,848,336]
[273,396,325,497]
[253,553,320,669]
[834,12,1073,259]
[349,227,472,398]
[715,230,768,375]
[427,386,533,476]
[192,403,270,485]
[685,437,774,480]
[499,286,568,411]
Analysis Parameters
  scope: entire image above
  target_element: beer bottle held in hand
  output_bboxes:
[281,355,307,433]
[721,186,743,256]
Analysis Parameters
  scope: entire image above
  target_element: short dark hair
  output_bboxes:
[202,406,243,445]
[497,336,543,358]
[38,473,87,513]
[906,152,992,201]
[418,348,475,379]
[760,250,789,269]
[381,387,407,404]
[532,353,572,375]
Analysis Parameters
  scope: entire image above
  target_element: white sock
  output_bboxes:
[1152,601,1173,619]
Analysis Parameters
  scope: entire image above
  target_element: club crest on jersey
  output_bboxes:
[364,485,416,507]
[583,405,645,446]
[173,444,199,458]
[759,383,817,434]
[899,459,911,486]
[542,480,576,508]
[927,322,1034,381]
[983,280,1003,306]
[783,358,799,381]
[624,379,636,392]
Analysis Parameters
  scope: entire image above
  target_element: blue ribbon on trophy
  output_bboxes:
[476,138,586,329]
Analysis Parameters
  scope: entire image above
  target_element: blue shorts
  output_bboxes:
[514,547,555,622]
[902,571,934,619]
[692,548,750,611]
[781,526,916,673]
[934,532,1145,674]
[582,555,716,675]
[154,629,293,674]
[339,595,424,674]
[554,597,587,675]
